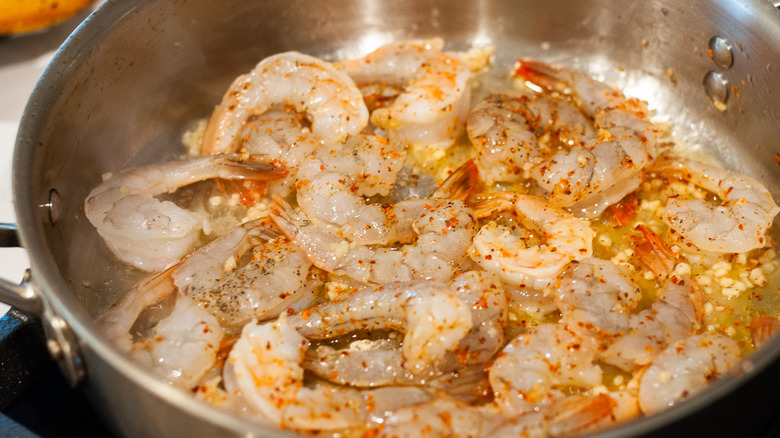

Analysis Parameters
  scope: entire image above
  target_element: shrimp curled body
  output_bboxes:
[203,51,369,155]
[84,154,286,272]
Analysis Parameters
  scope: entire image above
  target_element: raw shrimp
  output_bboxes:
[295,134,407,244]
[650,156,780,253]
[303,271,506,387]
[467,93,595,185]
[489,392,636,438]
[469,193,595,290]
[229,107,322,195]
[173,228,318,329]
[98,220,316,340]
[287,280,473,373]
[555,258,642,335]
[379,398,505,438]
[602,274,704,371]
[336,38,470,148]
[272,196,477,284]
[228,317,367,429]
[750,316,780,349]
[489,323,603,414]
[449,270,508,365]
[128,295,223,389]
[202,51,368,155]
[638,333,740,414]
[227,316,436,430]
[84,154,286,271]
[514,59,662,217]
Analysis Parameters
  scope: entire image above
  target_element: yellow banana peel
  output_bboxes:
[0,0,94,35]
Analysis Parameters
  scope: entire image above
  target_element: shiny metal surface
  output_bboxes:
[8,0,780,436]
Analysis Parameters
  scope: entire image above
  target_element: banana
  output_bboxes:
[0,0,94,35]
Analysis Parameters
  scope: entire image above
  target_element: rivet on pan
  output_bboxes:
[703,71,729,112]
[708,36,733,69]
[45,188,61,225]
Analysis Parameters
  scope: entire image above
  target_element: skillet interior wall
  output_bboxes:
[17,0,780,350]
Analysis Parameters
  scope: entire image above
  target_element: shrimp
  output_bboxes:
[202,51,368,155]
[489,323,603,414]
[555,258,642,336]
[602,273,704,371]
[98,220,316,343]
[271,196,477,284]
[638,333,740,414]
[227,316,437,431]
[750,316,780,349]
[467,93,596,185]
[448,270,508,365]
[228,107,323,196]
[469,193,595,290]
[287,280,473,373]
[128,295,223,389]
[336,38,470,148]
[227,317,367,430]
[303,271,506,388]
[379,398,505,438]
[96,266,224,390]
[649,156,780,253]
[489,392,637,438]
[295,134,408,244]
[514,59,662,218]
[173,228,318,329]
[84,154,286,271]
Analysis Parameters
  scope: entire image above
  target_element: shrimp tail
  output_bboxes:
[632,224,677,280]
[467,192,516,219]
[268,195,298,239]
[750,316,780,349]
[513,58,572,94]
[97,263,178,342]
[214,155,289,182]
[433,159,480,201]
[548,394,617,437]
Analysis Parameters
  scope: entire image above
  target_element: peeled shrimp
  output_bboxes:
[173,226,317,328]
[650,156,780,253]
[556,258,641,335]
[489,392,637,438]
[336,38,470,148]
[98,220,315,341]
[602,274,704,371]
[303,271,506,387]
[470,193,595,290]
[379,398,504,438]
[638,333,740,414]
[227,316,437,431]
[287,280,473,373]
[295,134,407,244]
[467,93,595,185]
[514,59,662,217]
[228,317,367,430]
[202,51,368,155]
[96,268,224,389]
[84,154,286,271]
[228,107,322,195]
[128,295,223,389]
[272,197,476,284]
[489,323,603,414]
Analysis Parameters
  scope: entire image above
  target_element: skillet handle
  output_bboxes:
[0,223,42,317]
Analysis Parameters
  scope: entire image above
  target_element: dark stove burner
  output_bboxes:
[0,309,114,437]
